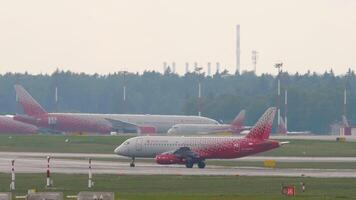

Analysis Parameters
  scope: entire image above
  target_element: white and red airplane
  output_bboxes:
[115,107,288,168]
[167,110,249,135]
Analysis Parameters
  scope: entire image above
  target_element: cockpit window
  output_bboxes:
[124,142,130,145]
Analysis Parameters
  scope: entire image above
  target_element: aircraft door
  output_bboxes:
[135,138,143,152]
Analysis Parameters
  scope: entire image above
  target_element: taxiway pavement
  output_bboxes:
[0,152,355,178]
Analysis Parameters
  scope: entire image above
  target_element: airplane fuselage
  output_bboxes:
[115,136,280,159]
[167,124,247,135]
[168,124,232,135]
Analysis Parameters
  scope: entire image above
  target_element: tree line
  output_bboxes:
[0,68,355,133]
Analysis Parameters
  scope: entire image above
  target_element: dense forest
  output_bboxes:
[0,69,355,134]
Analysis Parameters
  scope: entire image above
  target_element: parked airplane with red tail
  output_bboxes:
[115,107,288,168]
[13,85,218,135]
[167,110,250,135]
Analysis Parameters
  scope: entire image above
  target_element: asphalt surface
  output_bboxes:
[0,152,355,178]
[1,152,356,162]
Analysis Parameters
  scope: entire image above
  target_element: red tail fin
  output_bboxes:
[14,85,47,116]
[231,110,245,128]
[245,107,276,140]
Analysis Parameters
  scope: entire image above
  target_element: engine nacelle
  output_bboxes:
[139,126,157,135]
[13,114,38,126]
[155,154,183,165]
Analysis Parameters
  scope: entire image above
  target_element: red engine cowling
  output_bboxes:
[155,154,183,165]
[139,126,156,134]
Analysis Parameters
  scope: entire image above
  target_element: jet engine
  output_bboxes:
[155,154,183,164]
[139,126,156,134]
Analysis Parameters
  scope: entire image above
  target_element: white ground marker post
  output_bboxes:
[10,160,15,190]
[88,158,93,188]
[46,156,51,187]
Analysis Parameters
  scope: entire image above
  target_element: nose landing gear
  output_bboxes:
[130,157,135,167]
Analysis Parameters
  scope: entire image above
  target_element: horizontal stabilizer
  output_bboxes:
[279,141,290,146]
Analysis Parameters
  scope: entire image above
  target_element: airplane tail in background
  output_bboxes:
[245,107,276,141]
[342,115,349,127]
[277,117,288,135]
[231,110,245,128]
[14,85,47,116]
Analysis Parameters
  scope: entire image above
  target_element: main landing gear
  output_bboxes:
[185,159,194,168]
[185,159,206,169]
[197,161,206,169]
[130,157,135,167]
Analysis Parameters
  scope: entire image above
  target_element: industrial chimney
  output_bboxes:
[172,62,176,73]
[163,62,167,73]
[185,62,189,74]
[236,25,240,74]
[207,62,211,76]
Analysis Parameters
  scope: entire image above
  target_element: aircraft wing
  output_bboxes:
[156,147,202,165]
[169,147,200,159]
[104,118,139,133]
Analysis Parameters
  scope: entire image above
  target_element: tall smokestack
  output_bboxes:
[216,62,220,73]
[207,62,211,76]
[163,62,167,73]
[172,62,176,73]
[344,88,347,116]
[185,62,189,74]
[284,89,288,130]
[55,86,58,112]
[252,50,258,73]
[236,25,240,74]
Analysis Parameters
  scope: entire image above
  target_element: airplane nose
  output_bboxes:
[114,144,128,156]
[114,146,121,154]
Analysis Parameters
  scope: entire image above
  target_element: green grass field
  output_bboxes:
[0,135,355,157]
[259,139,356,157]
[0,174,355,200]
[0,135,129,154]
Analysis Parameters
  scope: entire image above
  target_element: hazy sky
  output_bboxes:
[0,0,355,75]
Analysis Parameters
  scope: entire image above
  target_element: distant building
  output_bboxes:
[330,116,356,136]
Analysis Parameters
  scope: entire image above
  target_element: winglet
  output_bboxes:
[14,85,47,116]
[245,107,276,141]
